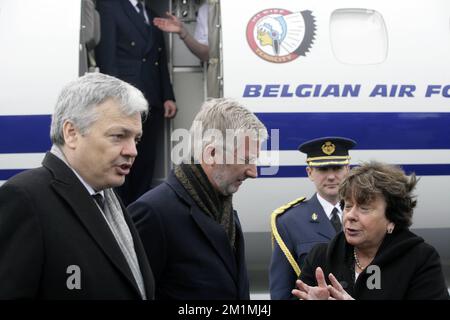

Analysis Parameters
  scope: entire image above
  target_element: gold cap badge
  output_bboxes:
[321,141,335,155]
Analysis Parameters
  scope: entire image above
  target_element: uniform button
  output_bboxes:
[158,47,162,52]
[130,41,136,46]
[154,61,159,66]
[142,58,146,62]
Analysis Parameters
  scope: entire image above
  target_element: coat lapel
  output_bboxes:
[121,0,151,42]
[189,206,238,283]
[166,173,239,284]
[143,9,155,54]
[233,212,249,297]
[309,194,336,240]
[43,153,142,298]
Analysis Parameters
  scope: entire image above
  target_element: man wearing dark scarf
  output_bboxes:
[128,98,268,299]
[174,163,236,249]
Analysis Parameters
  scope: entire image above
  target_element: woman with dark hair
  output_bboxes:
[292,161,449,300]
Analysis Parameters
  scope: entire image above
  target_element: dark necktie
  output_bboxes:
[93,193,105,211]
[330,207,342,232]
[136,1,147,24]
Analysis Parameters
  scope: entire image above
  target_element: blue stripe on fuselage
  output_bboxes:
[1,112,449,152]
[256,112,450,150]
[0,115,52,153]
[2,164,450,182]
[0,169,25,181]
[257,164,450,178]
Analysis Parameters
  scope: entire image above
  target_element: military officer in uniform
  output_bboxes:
[95,0,177,205]
[269,136,356,300]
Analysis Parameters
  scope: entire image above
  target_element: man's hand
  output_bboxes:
[153,12,185,37]
[163,100,177,118]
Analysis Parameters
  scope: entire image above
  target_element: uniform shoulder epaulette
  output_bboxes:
[270,196,306,277]
[271,196,306,217]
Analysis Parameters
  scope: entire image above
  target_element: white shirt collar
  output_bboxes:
[129,0,139,7]
[316,193,342,221]
[70,167,104,197]
[128,0,149,23]
[355,270,360,281]
[50,145,104,197]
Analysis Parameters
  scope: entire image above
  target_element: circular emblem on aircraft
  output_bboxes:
[246,8,316,63]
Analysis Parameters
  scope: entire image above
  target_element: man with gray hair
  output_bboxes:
[0,73,154,299]
[129,98,268,299]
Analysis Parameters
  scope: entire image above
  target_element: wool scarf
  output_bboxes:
[174,163,236,249]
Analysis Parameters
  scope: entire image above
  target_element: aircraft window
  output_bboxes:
[330,9,388,65]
